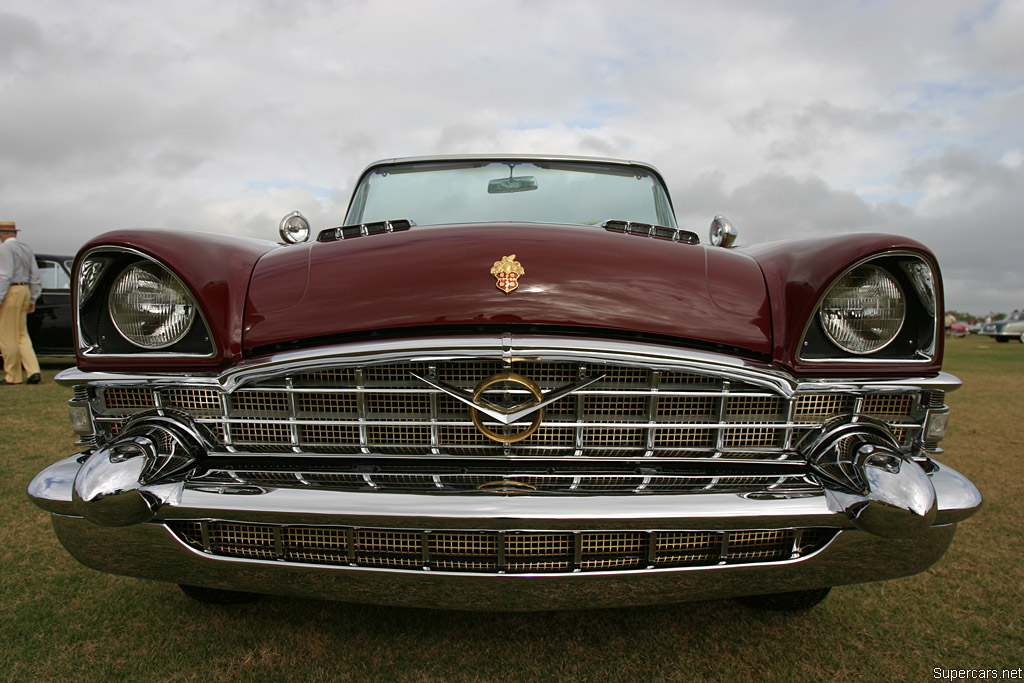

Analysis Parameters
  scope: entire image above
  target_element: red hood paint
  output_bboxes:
[244,223,772,353]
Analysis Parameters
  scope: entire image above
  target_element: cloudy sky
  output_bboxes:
[2,0,1022,315]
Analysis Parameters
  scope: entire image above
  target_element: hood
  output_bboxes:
[243,223,772,353]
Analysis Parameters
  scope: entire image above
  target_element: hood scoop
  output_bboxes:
[602,220,699,244]
[318,219,414,242]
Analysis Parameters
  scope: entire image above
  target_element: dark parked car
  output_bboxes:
[1,254,74,361]
[28,155,980,611]
[28,255,75,355]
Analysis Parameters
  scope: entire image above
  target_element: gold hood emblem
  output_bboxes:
[490,254,525,294]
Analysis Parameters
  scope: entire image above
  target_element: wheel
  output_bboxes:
[736,587,832,611]
[1019,332,1024,343]
[996,337,1009,343]
[178,584,263,604]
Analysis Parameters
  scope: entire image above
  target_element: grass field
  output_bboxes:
[2,336,1021,682]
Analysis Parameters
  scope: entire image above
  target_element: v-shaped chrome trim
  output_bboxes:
[410,372,605,425]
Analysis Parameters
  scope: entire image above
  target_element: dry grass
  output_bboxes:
[2,339,1021,682]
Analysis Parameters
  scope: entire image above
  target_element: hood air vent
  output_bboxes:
[603,220,699,244]
[318,219,413,242]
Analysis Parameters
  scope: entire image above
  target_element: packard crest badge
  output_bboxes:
[490,254,525,294]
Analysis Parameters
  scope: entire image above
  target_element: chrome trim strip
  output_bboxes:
[54,335,964,394]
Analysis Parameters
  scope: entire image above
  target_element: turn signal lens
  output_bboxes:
[78,256,112,305]
[819,265,905,354]
[108,261,196,349]
[901,261,936,315]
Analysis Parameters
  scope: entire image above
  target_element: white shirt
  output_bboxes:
[0,237,42,304]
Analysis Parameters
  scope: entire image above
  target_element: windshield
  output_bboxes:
[344,160,676,228]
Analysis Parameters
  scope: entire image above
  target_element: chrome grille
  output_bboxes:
[94,359,927,460]
[169,521,838,574]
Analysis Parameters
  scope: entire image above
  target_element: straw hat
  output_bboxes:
[0,221,17,233]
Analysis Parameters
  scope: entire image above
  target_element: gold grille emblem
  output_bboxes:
[409,368,605,445]
[471,372,544,443]
[490,254,524,294]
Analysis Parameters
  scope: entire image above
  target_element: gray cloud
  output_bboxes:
[1,0,1021,316]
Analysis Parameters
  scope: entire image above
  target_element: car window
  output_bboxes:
[38,260,71,290]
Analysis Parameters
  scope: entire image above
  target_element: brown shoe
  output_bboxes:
[27,374,41,384]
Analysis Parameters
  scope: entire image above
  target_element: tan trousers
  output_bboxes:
[1,284,41,384]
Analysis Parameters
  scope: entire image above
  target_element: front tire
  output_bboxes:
[736,587,832,611]
[178,584,263,604]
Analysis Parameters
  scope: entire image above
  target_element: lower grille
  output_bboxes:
[168,521,838,574]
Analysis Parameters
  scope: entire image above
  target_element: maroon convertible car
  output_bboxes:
[28,155,980,611]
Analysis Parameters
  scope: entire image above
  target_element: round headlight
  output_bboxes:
[819,264,905,354]
[108,261,197,349]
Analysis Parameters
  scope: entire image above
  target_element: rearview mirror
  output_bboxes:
[488,176,538,194]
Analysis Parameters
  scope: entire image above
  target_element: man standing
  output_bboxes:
[0,221,42,385]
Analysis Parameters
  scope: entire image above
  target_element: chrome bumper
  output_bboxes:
[30,456,980,610]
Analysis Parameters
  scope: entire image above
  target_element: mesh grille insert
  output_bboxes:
[168,521,839,574]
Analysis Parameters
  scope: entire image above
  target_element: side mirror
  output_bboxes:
[709,215,738,248]
[279,211,311,244]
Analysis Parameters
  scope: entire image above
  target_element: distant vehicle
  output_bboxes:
[967,322,983,334]
[982,312,1024,343]
[950,321,968,337]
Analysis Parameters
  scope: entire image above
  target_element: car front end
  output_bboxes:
[28,156,981,611]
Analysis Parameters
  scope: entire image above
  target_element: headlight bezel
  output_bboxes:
[75,247,216,358]
[799,252,940,363]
